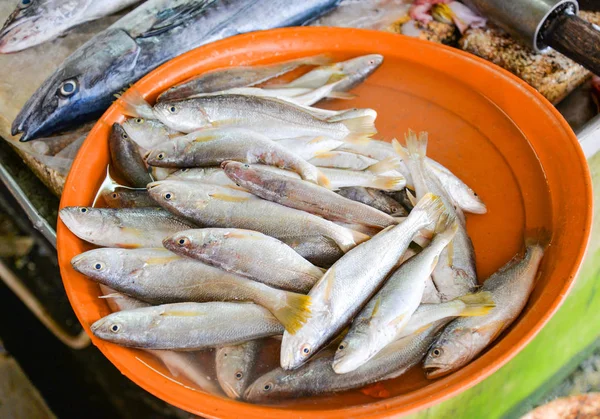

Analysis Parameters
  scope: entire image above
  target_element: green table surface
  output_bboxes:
[410,152,600,419]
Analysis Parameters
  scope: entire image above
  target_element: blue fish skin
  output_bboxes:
[13,0,341,142]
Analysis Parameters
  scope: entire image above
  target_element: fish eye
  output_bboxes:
[122,133,129,139]
[59,79,78,98]
[431,348,443,358]
[19,0,31,8]
[110,324,121,333]
[338,344,345,350]
[156,153,165,160]
[263,383,273,392]
[111,193,118,199]
[169,106,177,113]
[235,371,243,380]
[164,192,173,200]
[94,263,103,270]
[80,208,88,213]
[243,164,250,169]
[177,237,188,246]
[135,118,144,123]
[301,344,311,356]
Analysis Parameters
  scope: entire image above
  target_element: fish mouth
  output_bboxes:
[70,253,85,270]
[423,365,451,379]
[219,380,241,400]
[0,16,37,54]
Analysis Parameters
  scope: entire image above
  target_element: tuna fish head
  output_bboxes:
[0,0,62,53]
[13,28,140,141]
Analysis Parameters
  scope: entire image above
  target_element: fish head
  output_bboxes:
[220,161,258,184]
[280,314,329,370]
[215,346,254,400]
[70,248,126,284]
[164,228,224,258]
[147,179,211,212]
[13,29,140,141]
[91,309,155,346]
[0,0,77,53]
[243,368,292,403]
[145,138,184,167]
[122,117,170,150]
[340,54,384,75]
[153,100,211,133]
[331,329,376,374]
[59,206,108,240]
[423,327,474,379]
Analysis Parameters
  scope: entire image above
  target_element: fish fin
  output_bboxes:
[456,291,495,316]
[272,292,312,335]
[209,193,251,202]
[392,138,409,161]
[388,313,406,327]
[117,88,154,119]
[366,157,401,175]
[370,298,382,319]
[434,213,458,235]
[392,216,406,224]
[308,136,328,144]
[525,228,552,249]
[98,293,121,300]
[313,151,336,158]
[341,116,377,144]
[368,175,406,191]
[323,268,335,301]
[413,193,446,226]
[303,54,334,67]
[189,134,218,143]
[317,170,331,189]
[405,189,418,207]
[327,91,356,100]
[326,73,347,84]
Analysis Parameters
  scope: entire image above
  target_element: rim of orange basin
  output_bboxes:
[56,27,593,419]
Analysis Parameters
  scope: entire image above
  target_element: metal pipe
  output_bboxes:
[462,0,578,51]
[0,164,56,247]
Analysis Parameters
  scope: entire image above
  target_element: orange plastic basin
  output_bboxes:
[57,28,592,418]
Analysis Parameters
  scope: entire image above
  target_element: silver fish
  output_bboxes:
[109,123,153,188]
[340,139,486,214]
[163,228,323,294]
[91,301,284,350]
[245,322,445,402]
[320,166,405,191]
[222,161,401,228]
[0,0,141,53]
[283,54,384,92]
[13,0,341,141]
[145,127,327,185]
[122,117,182,151]
[59,206,194,248]
[158,55,331,101]
[333,217,458,373]
[423,235,548,378]
[99,285,221,394]
[337,187,408,216]
[146,180,369,253]
[396,132,478,301]
[309,150,379,171]
[74,247,311,332]
[216,340,264,400]
[153,94,376,142]
[280,193,446,370]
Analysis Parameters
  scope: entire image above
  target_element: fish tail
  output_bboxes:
[392,138,409,161]
[456,291,495,316]
[116,87,154,119]
[413,193,446,225]
[336,228,370,252]
[369,175,406,191]
[405,130,428,159]
[366,156,401,175]
[273,292,312,335]
[524,227,552,249]
[434,213,458,237]
[341,116,377,144]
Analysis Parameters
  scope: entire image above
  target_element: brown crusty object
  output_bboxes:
[458,11,600,104]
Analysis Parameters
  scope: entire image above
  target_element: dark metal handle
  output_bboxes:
[544,13,600,75]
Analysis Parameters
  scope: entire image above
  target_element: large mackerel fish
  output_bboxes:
[12,0,341,141]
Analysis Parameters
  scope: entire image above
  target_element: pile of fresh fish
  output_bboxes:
[61,55,549,402]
